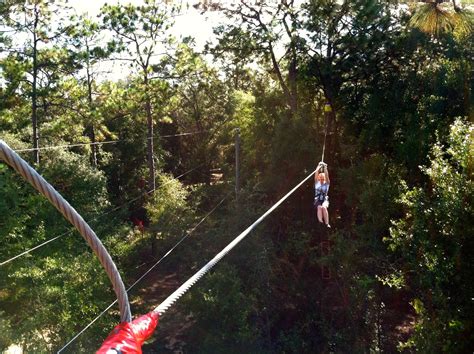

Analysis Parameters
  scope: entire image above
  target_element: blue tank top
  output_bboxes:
[315,181,329,202]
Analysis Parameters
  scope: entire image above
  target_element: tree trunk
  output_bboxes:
[88,124,97,166]
[288,53,298,113]
[268,42,295,115]
[287,14,298,114]
[32,14,39,165]
[322,95,336,163]
[144,74,156,192]
[462,60,472,121]
[86,40,97,167]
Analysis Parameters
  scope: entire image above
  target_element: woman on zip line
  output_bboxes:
[314,161,330,228]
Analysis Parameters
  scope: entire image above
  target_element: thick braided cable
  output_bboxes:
[154,168,318,315]
[0,140,132,323]
[56,192,232,353]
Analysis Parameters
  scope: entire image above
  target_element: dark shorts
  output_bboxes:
[314,198,324,207]
[314,197,329,208]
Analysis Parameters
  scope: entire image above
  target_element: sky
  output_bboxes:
[70,0,220,50]
[68,0,223,80]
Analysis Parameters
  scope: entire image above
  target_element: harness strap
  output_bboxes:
[315,183,329,201]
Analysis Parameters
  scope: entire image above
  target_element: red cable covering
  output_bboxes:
[96,311,159,354]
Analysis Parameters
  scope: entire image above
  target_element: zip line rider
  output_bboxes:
[314,161,330,228]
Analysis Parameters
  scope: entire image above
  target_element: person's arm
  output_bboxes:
[314,162,323,183]
[318,162,330,184]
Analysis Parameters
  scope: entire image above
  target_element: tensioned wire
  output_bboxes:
[0,162,205,266]
[153,167,318,315]
[321,124,328,163]
[321,103,331,163]
[13,130,208,153]
[3,122,324,348]
[57,191,232,354]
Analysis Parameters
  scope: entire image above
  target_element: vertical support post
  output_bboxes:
[235,128,240,201]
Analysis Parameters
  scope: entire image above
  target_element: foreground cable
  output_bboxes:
[1,162,206,266]
[96,168,317,352]
[58,193,230,353]
[0,140,132,323]
[154,167,317,315]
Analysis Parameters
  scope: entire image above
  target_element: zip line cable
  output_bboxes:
[321,125,328,163]
[158,131,208,138]
[134,189,232,273]
[0,140,132,322]
[154,167,318,315]
[13,130,209,153]
[321,103,331,163]
[57,191,232,354]
[3,122,324,348]
[0,163,205,266]
[14,140,120,153]
[0,231,70,266]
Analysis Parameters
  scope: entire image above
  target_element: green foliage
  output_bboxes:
[146,173,190,237]
[0,0,473,352]
[301,0,397,101]
[10,256,113,352]
[101,0,174,74]
[0,311,14,351]
[0,140,119,351]
[166,46,235,183]
[183,264,258,353]
[408,1,474,37]
[387,118,474,351]
[0,145,109,250]
[41,149,110,215]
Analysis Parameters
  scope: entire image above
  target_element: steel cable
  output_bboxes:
[0,140,132,322]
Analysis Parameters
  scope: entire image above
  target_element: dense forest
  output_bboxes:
[0,0,473,352]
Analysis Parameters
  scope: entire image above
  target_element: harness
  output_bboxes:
[314,182,329,205]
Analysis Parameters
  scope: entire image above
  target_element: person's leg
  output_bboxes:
[322,206,330,226]
[317,205,323,223]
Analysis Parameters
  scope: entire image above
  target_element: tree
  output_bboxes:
[210,0,301,115]
[183,265,257,352]
[145,173,191,255]
[67,15,111,167]
[2,0,73,164]
[301,0,399,160]
[167,45,234,184]
[406,0,473,37]
[102,0,175,191]
[0,136,117,351]
[386,118,473,351]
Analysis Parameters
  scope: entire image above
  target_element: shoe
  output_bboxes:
[326,224,331,228]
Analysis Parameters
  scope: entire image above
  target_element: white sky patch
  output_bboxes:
[173,8,221,49]
[68,0,223,80]
[69,0,105,17]
[69,0,219,48]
